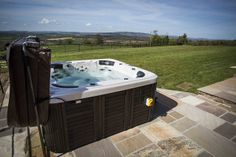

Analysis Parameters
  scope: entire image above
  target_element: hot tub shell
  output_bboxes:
[44,59,157,153]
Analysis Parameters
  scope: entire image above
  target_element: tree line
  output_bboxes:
[150,31,188,46]
[149,31,236,46]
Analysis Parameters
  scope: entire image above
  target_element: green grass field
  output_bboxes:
[46,44,129,53]
[50,45,236,93]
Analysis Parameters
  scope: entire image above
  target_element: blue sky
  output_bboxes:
[0,0,236,39]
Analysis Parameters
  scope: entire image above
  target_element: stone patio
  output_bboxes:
[68,88,236,157]
[1,85,236,157]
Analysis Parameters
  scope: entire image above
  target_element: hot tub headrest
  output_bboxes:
[51,63,63,69]
[136,71,145,78]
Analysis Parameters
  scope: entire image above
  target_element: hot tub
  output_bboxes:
[44,59,157,153]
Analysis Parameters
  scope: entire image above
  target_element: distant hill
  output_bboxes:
[0,31,230,41]
[0,31,152,41]
[0,31,150,37]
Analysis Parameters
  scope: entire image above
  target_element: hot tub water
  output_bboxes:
[51,66,130,87]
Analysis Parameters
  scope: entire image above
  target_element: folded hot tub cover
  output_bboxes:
[7,37,51,127]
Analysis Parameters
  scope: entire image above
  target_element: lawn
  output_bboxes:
[46,44,129,53]
[50,45,236,93]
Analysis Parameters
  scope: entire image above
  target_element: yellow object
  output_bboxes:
[145,98,154,107]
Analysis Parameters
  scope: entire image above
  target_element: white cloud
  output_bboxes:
[39,18,50,24]
[86,23,92,26]
[39,17,57,24]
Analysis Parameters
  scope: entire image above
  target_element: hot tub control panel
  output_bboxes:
[99,60,115,66]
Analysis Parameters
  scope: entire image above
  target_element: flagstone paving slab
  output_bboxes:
[184,125,236,157]
[171,117,197,132]
[169,111,184,119]
[220,112,236,123]
[196,102,226,117]
[141,121,181,142]
[110,128,140,143]
[0,138,13,157]
[137,118,160,129]
[196,95,221,106]
[115,133,152,156]
[0,119,7,129]
[174,103,225,130]
[160,115,176,123]
[128,144,167,157]
[172,92,190,99]
[74,138,122,157]
[157,88,180,96]
[0,128,11,137]
[180,96,205,106]
[0,107,7,119]
[198,78,236,104]
[216,92,236,104]
[2,87,9,107]
[157,136,201,157]
[213,122,236,139]
[198,86,221,95]
[0,127,27,157]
